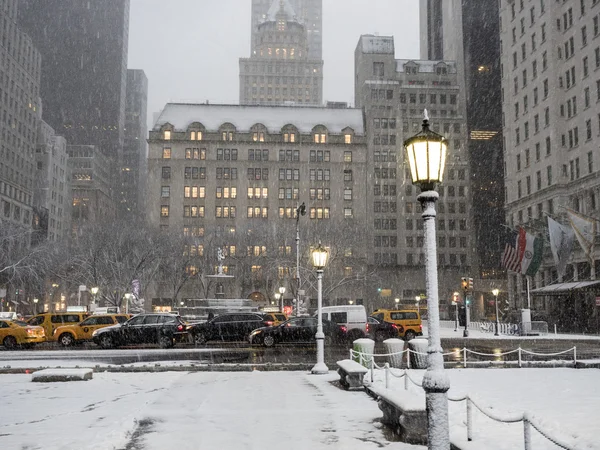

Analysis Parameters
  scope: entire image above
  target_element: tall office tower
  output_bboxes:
[121,70,148,217]
[68,145,115,236]
[0,0,42,231]
[251,0,322,60]
[241,0,323,105]
[355,35,477,317]
[420,0,505,284]
[18,0,130,212]
[33,121,71,243]
[499,1,600,309]
[146,103,369,311]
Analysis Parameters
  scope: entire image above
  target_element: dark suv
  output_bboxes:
[92,313,187,349]
[189,312,271,345]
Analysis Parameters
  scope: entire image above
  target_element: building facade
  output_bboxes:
[33,120,71,242]
[354,35,477,317]
[251,0,322,60]
[420,0,506,287]
[0,0,42,231]
[18,0,130,207]
[67,145,115,236]
[499,0,600,312]
[121,69,148,217]
[240,0,323,106]
[146,103,370,312]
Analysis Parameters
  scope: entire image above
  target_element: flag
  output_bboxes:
[517,227,544,276]
[501,228,521,272]
[547,216,574,279]
[567,209,596,263]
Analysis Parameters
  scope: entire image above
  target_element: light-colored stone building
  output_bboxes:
[499,0,600,311]
[146,103,369,312]
[355,34,476,317]
[240,0,323,106]
[33,120,71,242]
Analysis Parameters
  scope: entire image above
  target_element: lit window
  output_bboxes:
[344,151,352,162]
[344,134,352,144]
[190,131,196,140]
[164,130,171,140]
[344,208,353,218]
[162,148,171,159]
[314,133,326,143]
[160,206,169,217]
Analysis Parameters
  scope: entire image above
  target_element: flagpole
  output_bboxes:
[526,276,531,309]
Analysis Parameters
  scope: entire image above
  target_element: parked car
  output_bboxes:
[370,309,423,340]
[248,317,346,347]
[188,312,272,345]
[0,319,45,349]
[53,314,130,347]
[367,316,402,342]
[27,312,89,342]
[317,305,367,341]
[92,313,187,349]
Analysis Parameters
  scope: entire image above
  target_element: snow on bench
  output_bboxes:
[336,359,368,390]
[368,384,427,445]
[31,368,93,382]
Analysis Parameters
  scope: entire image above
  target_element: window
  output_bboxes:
[185,148,206,160]
[373,62,384,76]
[161,167,171,179]
[161,186,170,198]
[160,205,169,217]
[283,132,296,143]
[344,188,352,201]
[162,148,171,159]
[247,207,268,218]
[216,206,236,218]
[314,133,327,143]
[163,130,171,140]
[344,134,352,144]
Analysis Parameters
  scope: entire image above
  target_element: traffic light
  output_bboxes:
[460,277,468,290]
[377,287,382,293]
[468,278,473,290]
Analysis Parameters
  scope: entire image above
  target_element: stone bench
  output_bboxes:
[31,368,93,382]
[367,384,427,445]
[336,359,369,390]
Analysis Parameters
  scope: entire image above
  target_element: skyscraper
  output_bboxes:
[251,0,322,60]
[420,0,505,282]
[18,0,130,208]
[0,0,42,231]
[240,0,323,106]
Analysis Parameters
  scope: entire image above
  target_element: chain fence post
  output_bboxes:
[371,356,374,383]
[573,346,577,366]
[466,397,473,442]
[463,347,467,368]
[523,414,532,450]
[406,348,411,370]
[384,362,389,389]
[404,368,408,390]
[518,346,522,368]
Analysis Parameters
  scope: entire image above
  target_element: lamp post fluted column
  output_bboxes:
[311,268,328,374]
[493,289,500,336]
[295,202,306,316]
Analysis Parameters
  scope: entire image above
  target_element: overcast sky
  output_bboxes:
[128,0,420,128]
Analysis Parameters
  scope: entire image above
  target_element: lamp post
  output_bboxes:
[453,292,460,332]
[295,202,306,316]
[91,287,99,306]
[311,242,329,374]
[394,297,400,308]
[404,109,450,449]
[278,286,286,312]
[274,292,281,309]
[33,298,38,315]
[492,289,500,336]
[124,293,132,314]
[415,295,421,317]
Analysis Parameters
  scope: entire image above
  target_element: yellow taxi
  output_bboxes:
[370,309,423,340]
[263,312,288,326]
[53,314,130,347]
[27,312,89,341]
[0,319,45,349]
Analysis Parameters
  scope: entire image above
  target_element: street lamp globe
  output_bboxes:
[492,288,500,297]
[91,287,99,295]
[311,242,329,375]
[403,109,450,449]
[278,286,286,295]
[274,292,281,302]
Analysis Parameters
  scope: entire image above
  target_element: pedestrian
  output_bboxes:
[207,311,214,321]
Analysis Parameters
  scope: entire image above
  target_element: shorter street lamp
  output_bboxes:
[274,292,281,308]
[311,242,329,375]
[415,295,421,317]
[91,287,99,305]
[404,109,449,449]
[492,289,500,336]
[394,297,400,307]
[124,293,132,314]
[278,286,286,311]
[33,298,38,315]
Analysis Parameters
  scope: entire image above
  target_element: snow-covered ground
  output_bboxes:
[1,366,599,449]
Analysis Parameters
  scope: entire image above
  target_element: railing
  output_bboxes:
[439,320,549,336]
[350,347,579,449]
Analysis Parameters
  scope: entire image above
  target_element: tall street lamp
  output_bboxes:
[415,295,421,317]
[91,287,99,306]
[311,242,329,374]
[274,292,281,308]
[492,289,500,336]
[33,298,38,315]
[404,109,450,449]
[295,202,306,315]
[123,293,132,314]
[278,286,286,312]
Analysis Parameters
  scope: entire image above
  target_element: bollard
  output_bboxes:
[466,397,473,441]
[404,369,408,390]
[382,338,405,369]
[406,348,411,369]
[370,356,374,383]
[518,346,522,368]
[573,346,577,366]
[523,414,532,450]
[463,347,467,368]
[384,363,390,389]
[554,323,557,335]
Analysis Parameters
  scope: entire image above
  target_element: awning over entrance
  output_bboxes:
[530,280,600,294]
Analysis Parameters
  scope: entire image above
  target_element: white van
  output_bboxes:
[317,305,367,340]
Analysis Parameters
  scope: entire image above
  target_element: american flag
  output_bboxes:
[501,228,522,272]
